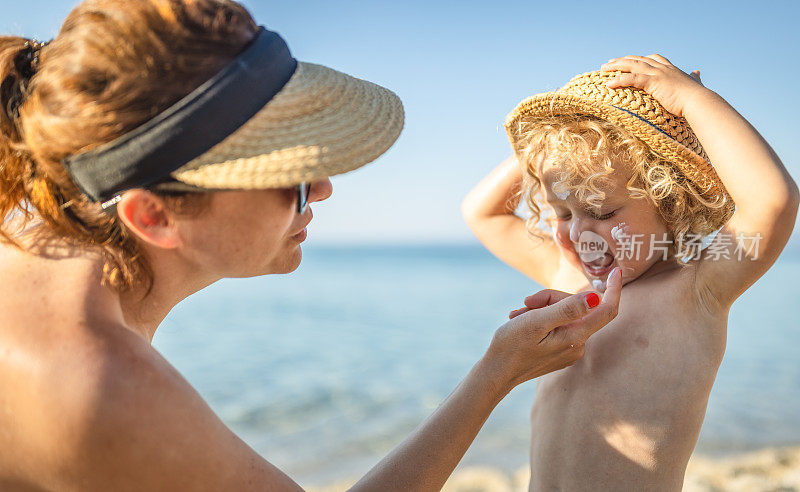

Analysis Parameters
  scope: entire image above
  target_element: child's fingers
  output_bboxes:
[645,53,673,66]
[605,55,660,70]
[606,72,651,90]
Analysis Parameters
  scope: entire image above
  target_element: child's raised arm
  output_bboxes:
[603,55,800,310]
[681,89,798,308]
[461,155,565,288]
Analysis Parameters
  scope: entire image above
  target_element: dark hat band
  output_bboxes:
[62,26,298,205]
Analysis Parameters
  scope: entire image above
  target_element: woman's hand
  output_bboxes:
[483,267,622,392]
[600,54,710,118]
[352,267,622,492]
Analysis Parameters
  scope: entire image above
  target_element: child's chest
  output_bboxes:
[534,269,728,440]
[560,265,726,378]
[578,286,725,405]
[528,272,730,482]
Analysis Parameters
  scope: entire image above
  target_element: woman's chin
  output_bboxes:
[258,246,303,276]
[283,246,303,273]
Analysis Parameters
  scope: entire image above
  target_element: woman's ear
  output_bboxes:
[115,190,182,249]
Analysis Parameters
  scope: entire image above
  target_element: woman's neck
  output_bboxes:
[3,214,217,344]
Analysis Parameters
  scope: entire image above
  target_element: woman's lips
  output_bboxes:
[291,213,312,242]
[291,228,307,242]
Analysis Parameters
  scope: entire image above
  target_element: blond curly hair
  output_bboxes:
[507,113,733,264]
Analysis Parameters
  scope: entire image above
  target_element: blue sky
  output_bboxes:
[4,1,799,246]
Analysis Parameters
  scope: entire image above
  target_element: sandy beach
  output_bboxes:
[306,445,800,491]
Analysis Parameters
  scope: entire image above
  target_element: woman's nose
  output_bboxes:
[309,178,333,203]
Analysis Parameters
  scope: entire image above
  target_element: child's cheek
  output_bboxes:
[553,223,572,250]
[609,221,632,257]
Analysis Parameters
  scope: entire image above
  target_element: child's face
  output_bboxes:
[538,155,673,288]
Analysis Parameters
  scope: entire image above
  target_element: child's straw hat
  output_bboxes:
[505,70,735,231]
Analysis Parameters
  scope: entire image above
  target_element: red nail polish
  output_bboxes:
[585,292,600,308]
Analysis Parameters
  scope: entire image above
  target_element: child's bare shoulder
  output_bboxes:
[625,261,712,313]
[615,262,729,356]
[583,262,728,377]
[558,258,722,320]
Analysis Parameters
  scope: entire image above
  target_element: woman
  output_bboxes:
[0,1,621,490]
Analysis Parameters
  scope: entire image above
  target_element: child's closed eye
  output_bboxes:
[591,210,617,220]
[554,209,617,221]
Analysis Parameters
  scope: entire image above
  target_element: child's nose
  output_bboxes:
[569,218,582,243]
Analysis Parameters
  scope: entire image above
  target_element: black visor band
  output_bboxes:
[62,26,298,204]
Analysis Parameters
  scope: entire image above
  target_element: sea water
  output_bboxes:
[153,244,800,485]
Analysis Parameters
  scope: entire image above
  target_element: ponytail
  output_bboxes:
[0,37,46,230]
[0,0,258,297]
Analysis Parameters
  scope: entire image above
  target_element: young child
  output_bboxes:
[462,55,799,490]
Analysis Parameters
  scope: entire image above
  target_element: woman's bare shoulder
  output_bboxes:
[0,322,124,487]
[0,322,301,491]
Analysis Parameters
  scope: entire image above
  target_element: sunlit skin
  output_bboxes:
[129,182,334,279]
[524,56,797,491]
[0,172,625,490]
[526,169,726,489]
[1,179,333,345]
[464,53,798,490]
[119,179,333,338]
[539,153,678,290]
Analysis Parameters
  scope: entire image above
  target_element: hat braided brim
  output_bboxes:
[505,70,735,232]
[169,61,404,189]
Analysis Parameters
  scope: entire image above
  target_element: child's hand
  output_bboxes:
[600,54,710,118]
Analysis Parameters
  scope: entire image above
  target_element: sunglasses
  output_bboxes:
[295,182,310,214]
[100,181,311,214]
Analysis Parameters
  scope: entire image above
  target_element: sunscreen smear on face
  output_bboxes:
[611,222,629,242]
[554,187,570,200]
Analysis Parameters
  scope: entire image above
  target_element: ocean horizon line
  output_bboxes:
[304,239,800,259]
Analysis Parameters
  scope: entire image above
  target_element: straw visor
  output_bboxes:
[62,27,405,205]
[505,70,735,230]
[170,61,405,189]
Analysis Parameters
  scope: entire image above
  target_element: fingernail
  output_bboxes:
[585,292,600,309]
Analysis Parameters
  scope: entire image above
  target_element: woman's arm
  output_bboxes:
[348,357,508,491]
[56,276,620,492]
[350,273,621,491]
[461,155,564,288]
